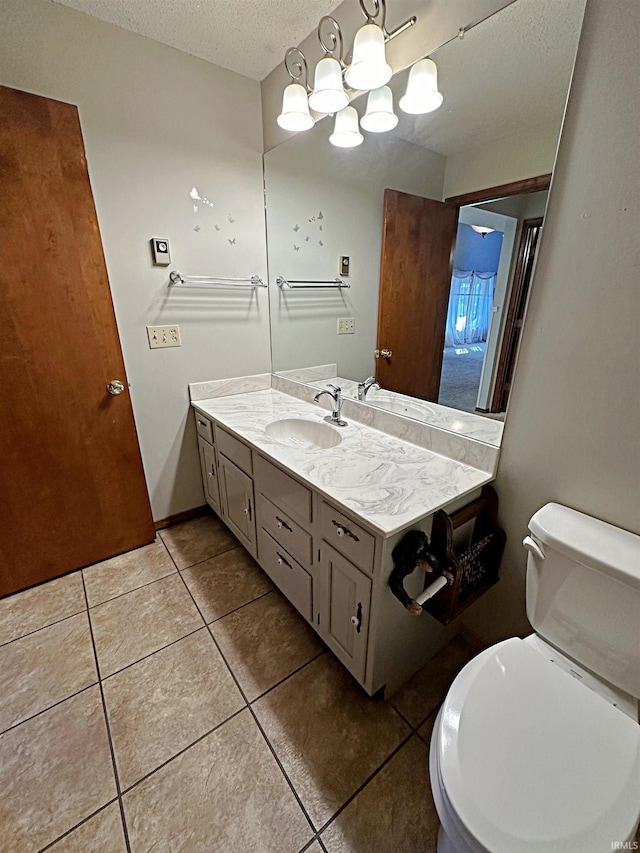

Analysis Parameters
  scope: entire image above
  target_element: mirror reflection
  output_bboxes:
[265,0,586,447]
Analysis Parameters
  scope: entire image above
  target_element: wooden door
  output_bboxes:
[0,86,155,598]
[376,189,459,401]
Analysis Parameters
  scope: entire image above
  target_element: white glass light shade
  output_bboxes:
[344,24,392,91]
[277,83,314,131]
[308,57,349,114]
[329,106,363,148]
[360,86,398,132]
[471,225,495,236]
[399,58,444,114]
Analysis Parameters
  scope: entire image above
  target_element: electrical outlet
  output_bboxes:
[147,325,181,349]
[337,318,355,335]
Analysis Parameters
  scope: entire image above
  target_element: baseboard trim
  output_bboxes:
[154,505,209,531]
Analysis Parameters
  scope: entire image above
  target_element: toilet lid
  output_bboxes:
[439,638,640,853]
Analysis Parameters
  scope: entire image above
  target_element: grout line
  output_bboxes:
[0,606,87,649]
[204,587,277,625]
[317,728,417,836]
[80,574,132,853]
[118,705,247,796]
[246,650,326,706]
[97,624,205,683]
[174,567,318,837]
[85,569,178,610]
[316,834,330,853]
[0,681,97,738]
[38,798,120,852]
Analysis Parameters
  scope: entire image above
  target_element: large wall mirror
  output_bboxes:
[264,0,586,447]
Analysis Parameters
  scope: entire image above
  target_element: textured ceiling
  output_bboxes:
[52,0,344,81]
[386,0,585,154]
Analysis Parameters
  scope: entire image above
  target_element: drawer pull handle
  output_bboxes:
[244,499,253,522]
[350,602,363,633]
[332,520,360,542]
[276,551,293,570]
[275,515,293,533]
[197,419,208,428]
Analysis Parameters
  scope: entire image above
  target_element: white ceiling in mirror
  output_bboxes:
[52,0,343,81]
[378,0,584,155]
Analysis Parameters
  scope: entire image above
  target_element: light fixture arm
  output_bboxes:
[318,16,345,65]
[358,0,416,42]
[284,47,310,92]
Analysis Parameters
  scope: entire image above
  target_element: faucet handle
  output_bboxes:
[326,383,342,395]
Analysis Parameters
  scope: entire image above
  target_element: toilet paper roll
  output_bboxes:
[414,574,448,606]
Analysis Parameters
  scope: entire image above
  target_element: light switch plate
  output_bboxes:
[147,325,181,348]
[151,237,171,266]
[337,318,355,335]
[340,255,350,276]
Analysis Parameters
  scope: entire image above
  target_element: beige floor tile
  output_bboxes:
[159,514,237,569]
[104,628,245,790]
[305,843,324,853]
[0,572,85,646]
[90,574,203,677]
[321,736,439,853]
[211,590,324,701]
[0,686,117,852]
[389,635,476,728]
[0,612,97,733]
[417,708,439,747]
[253,655,411,830]
[83,538,176,607]
[181,546,273,623]
[48,802,127,853]
[124,709,312,853]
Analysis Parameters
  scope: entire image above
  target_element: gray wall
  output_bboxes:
[462,0,640,643]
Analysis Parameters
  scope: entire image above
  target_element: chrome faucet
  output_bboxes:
[313,384,348,427]
[357,376,380,401]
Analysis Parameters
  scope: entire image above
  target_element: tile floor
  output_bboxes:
[0,513,477,853]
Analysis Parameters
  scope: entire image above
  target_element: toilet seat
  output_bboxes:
[436,638,640,853]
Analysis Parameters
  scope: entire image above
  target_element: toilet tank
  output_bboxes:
[526,503,640,699]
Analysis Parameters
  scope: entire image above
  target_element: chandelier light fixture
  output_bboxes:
[277,0,445,147]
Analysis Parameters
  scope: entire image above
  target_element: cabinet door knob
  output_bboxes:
[350,616,358,625]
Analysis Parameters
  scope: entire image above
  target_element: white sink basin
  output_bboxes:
[371,397,437,420]
[265,418,343,450]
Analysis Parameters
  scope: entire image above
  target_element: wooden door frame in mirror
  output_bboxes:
[444,173,551,207]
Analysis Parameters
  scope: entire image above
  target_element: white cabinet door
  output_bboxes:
[318,542,372,681]
[219,454,256,556]
[198,437,220,513]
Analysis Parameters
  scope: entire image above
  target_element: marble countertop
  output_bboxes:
[192,389,492,538]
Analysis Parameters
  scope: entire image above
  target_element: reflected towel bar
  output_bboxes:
[169,271,266,288]
[276,276,349,289]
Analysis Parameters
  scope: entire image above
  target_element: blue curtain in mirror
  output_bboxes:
[444,270,496,347]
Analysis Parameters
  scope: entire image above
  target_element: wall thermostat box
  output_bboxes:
[151,238,171,266]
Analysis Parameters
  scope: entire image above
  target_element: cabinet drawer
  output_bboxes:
[217,427,252,475]
[257,528,312,622]
[320,502,375,575]
[254,454,312,527]
[256,494,312,567]
[194,411,214,444]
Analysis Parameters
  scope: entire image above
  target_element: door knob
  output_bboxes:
[375,348,392,359]
[107,380,125,395]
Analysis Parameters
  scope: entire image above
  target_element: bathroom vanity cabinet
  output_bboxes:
[190,391,494,697]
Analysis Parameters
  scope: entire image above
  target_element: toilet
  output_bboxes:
[429,502,640,853]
